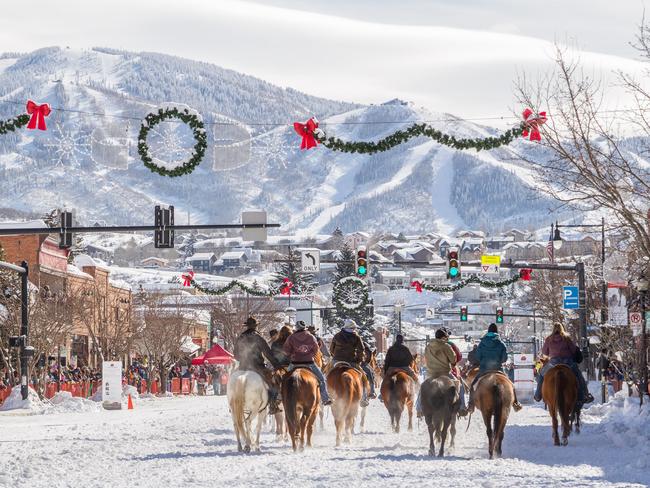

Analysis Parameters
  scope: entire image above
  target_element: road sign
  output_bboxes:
[481,255,500,274]
[300,249,320,273]
[242,210,267,242]
[630,312,643,337]
[563,286,579,310]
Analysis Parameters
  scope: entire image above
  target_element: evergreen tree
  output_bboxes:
[270,248,317,295]
[333,242,355,281]
[183,233,197,259]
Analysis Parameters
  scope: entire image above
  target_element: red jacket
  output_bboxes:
[448,341,462,378]
[542,334,577,360]
[283,330,319,363]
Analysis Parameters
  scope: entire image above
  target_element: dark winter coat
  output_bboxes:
[542,334,577,360]
[475,332,508,373]
[467,346,479,367]
[283,330,319,363]
[234,329,279,372]
[383,343,413,372]
[362,342,373,365]
[330,329,365,364]
[271,340,290,367]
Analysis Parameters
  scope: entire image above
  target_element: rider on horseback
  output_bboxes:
[308,325,331,359]
[330,319,374,406]
[283,320,333,406]
[417,328,466,417]
[534,322,594,404]
[234,316,282,414]
[467,323,522,413]
[383,334,419,382]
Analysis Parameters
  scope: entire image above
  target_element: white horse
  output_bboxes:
[227,370,268,453]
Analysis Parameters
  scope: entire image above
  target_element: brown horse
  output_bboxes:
[542,364,579,446]
[281,367,320,452]
[472,372,515,459]
[420,375,461,457]
[327,364,365,446]
[380,355,419,433]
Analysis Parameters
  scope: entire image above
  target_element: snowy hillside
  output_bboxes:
[0,47,565,233]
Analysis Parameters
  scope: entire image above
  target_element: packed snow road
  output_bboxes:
[0,395,646,488]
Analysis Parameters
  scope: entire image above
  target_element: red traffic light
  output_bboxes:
[357,250,366,258]
[449,251,458,260]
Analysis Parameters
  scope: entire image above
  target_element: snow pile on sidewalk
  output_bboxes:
[586,393,650,469]
[0,387,46,413]
[49,391,102,413]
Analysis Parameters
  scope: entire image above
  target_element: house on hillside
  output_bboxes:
[457,230,485,239]
[186,252,217,272]
[503,228,532,242]
[461,238,485,258]
[485,235,514,251]
[220,250,248,269]
[85,243,113,262]
[377,269,408,289]
[140,257,169,268]
[503,242,546,261]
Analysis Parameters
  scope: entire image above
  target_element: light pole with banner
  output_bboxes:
[633,276,649,406]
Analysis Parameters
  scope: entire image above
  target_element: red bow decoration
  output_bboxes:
[280,278,294,295]
[521,108,546,142]
[519,268,532,281]
[411,280,423,293]
[26,100,51,131]
[181,270,195,287]
[293,117,320,150]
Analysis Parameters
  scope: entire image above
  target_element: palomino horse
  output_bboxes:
[472,372,515,459]
[542,364,579,446]
[281,367,320,451]
[420,375,461,457]
[227,370,268,453]
[380,355,419,433]
[326,364,366,446]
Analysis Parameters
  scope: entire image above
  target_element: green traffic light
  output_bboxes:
[449,267,459,277]
[497,317,503,324]
[358,266,367,275]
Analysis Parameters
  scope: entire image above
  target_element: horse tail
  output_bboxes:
[492,382,503,440]
[231,375,246,436]
[555,369,563,420]
[283,372,300,434]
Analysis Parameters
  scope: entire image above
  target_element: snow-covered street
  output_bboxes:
[0,395,647,488]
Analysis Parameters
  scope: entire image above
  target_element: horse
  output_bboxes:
[380,355,419,433]
[420,375,461,457]
[542,364,579,446]
[326,363,366,446]
[281,367,320,452]
[269,367,289,442]
[471,371,515,459]
[227,370,268,453]
[314,349,328,431]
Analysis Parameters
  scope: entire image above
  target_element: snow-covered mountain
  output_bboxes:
[0,47,563,234]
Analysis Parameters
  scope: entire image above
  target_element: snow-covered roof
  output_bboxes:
[186,252,215,261]
[0,219,47,229]
[66,264,93,280]
[142,256,169,263]
[221,251,246,260]
[378,270,408,278]
[74,253,110,272]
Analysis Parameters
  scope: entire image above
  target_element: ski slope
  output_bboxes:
[0,394,646,487]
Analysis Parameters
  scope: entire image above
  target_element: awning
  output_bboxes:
[191,343,234,365]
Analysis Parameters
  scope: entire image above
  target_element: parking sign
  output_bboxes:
[563,286,579,309]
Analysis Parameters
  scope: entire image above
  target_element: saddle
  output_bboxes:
[471,370,509,392]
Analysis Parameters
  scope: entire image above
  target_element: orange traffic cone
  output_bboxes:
[127,394,134,410]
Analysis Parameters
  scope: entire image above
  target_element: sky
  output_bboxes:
[1,0,647,120]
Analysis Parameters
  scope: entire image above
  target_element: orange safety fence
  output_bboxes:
[171,377,181,394]
[181,378,191,394]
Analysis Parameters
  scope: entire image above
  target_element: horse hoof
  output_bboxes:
[561,438,568,446]
[243,445,251,453]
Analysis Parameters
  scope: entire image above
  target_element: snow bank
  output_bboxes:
[585,394,650,469]
[49,391,102,413]
[0,387,46,413]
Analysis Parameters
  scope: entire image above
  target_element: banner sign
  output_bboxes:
[481,255,501,275]
[607,282,628,326]
[102,361,122,409]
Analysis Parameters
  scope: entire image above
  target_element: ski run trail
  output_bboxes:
[0,394,647,488]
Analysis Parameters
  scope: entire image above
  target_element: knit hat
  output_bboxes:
[343,319,357,330]
[487,323,498,334]
[245,317,258,329]
[295,320,307,331]
[395,334,404,344]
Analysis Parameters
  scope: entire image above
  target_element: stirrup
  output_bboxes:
[360,398,369,407]
[322,399,333,406]
[512,401,523,412]
[584,393,594,404]
[458,407,468,418]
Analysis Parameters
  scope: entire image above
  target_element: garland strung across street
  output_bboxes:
[137,104,208,177]
[293,108,547,154]
[184,273,293,297]
[410,268,532,293]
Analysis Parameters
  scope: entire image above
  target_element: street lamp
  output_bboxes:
[552,223,563,250]
[633,276,649,406]
[394,303,403,336]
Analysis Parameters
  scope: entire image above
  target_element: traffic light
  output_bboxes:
[447,247,461,280]
[154,205,175,248]
[355,246,368,279]
[496,307,504,324]
[59,210,73,249]
[460,305,468,322]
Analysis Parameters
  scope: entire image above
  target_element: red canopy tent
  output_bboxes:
[191,343,234,365]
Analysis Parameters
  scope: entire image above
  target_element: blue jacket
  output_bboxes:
[475,332,508,373]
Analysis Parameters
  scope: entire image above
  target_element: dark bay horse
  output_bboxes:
[281,367,320,452]
[472,372,515,459]
[327,364,365,446]
[420,375,461,457]
[542,364,579,446]
[380,355,419,433]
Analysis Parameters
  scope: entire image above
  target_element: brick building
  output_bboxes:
[0,228,133,368]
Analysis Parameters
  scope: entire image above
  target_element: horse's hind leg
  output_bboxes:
[482,411,494,459]
[299,410,308,451]
[359,406,366,433]
[426,416,435,456]
[254,413,265,452]
[550,406,560,446]
[394,408,402,434]
[438,414,451,457]
[306,407,317,448]
[561,409,571,446]
[449,418,457,449]
[407,399,414,432]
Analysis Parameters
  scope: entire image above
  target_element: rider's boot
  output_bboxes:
[512,390,523,412]
[268,391,281,415]
[534,376,543,402]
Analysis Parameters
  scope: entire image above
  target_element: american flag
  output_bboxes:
[546,230,554,262]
